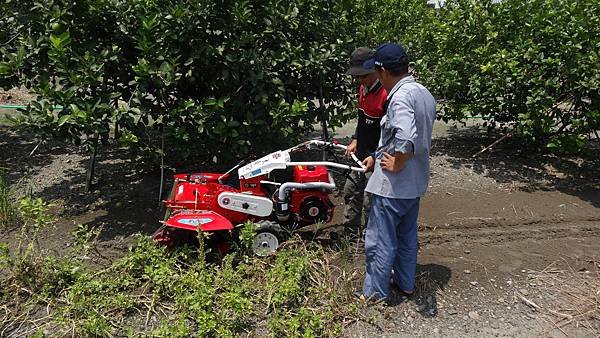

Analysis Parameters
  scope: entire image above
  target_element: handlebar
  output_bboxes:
[285,140,366,171]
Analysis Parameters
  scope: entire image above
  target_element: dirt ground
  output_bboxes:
[1,116,599,336]
[0,88,33,105]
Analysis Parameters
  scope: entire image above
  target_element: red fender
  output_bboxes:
[163,210,233,232]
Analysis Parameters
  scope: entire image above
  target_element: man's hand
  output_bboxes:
[344,139,357,158]
[362,155,375,172]
[381,152,411,172]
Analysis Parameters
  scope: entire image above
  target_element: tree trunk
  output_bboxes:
[318,81,328,160]
[114,97,120,141]
[85,134,99,192]
[158,130,165,205]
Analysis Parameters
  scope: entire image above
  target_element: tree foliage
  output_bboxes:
[1,0,364,159]
[374,0,599,153]
[1,0,598,156]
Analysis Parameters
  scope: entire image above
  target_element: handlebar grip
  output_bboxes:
[350,153,366,169]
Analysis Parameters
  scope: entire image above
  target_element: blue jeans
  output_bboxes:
[362,194,420,299]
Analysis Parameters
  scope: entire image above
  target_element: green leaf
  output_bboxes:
[57,115,71,126]
[49,34,62,49]
[49,32,71,50]
[0,62,11,75]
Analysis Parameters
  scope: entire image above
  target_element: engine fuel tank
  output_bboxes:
[293,165,329,183]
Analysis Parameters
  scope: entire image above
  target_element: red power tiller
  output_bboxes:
[152,140,365,256]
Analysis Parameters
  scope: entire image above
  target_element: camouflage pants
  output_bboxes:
[343,170,372,231]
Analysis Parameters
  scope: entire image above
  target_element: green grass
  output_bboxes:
[0,107,20,126]
[0,198,359,337]
[0,170,18,229]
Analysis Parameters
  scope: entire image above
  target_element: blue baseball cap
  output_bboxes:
[363,43,408,70]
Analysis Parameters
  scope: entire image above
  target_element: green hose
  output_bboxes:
[0,104,63,109]
[0,104,63,110]
[0,104,26,109]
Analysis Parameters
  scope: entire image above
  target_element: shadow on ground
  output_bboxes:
[432,125,600,208]
[0,129,64,184]
[2,125,598,245]
[386,263,452,317]
[0,128,163,241]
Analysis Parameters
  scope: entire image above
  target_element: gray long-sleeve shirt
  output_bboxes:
[365,76,437,199]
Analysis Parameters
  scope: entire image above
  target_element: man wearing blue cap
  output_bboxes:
[355,43,436,302]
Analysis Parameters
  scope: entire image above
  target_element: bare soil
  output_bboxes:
[1,120,599,337]
[0,88,33,105]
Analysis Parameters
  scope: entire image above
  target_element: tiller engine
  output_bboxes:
[152,140,365,256]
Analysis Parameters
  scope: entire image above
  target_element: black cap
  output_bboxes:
[363,43,408,71]
[346,47,376,76]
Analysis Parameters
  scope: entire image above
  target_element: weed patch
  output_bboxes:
[0,170,18,229]
[0,197,358,337]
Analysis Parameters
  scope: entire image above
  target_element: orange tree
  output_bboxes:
[325,0,600,155]
[3,0,598,165]
[0,0,368,172]
[372,0,600,153]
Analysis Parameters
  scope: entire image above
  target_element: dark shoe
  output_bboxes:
[390,278,414,295]
[385,285,414,306]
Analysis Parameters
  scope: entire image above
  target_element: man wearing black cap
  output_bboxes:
[343,47,388,239]
[355,43,436,302]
